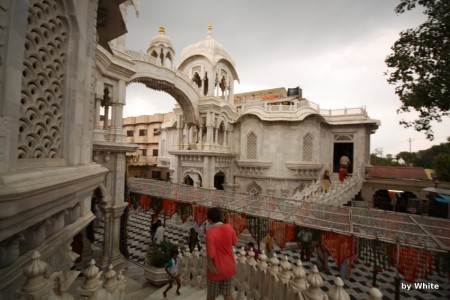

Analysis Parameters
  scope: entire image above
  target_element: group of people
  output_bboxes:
[159,205,347,297]
[321,154,352,193]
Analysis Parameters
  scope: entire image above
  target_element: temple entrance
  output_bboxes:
[333,142,353,173]
[183,171,202,187]
[184,175,194,186]
[214,171,225,190]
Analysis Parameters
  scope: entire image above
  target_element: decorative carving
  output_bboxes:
[21,251,48,293]
[18,0,68,159]
[246,132,257,159]
[247,181,262,195]
[82,259,102,290]
[0,117,11,172]
[303,133,313,162]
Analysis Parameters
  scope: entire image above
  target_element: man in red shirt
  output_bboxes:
[206,207,238,300]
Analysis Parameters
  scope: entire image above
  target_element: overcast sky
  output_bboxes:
[123,0,449,157]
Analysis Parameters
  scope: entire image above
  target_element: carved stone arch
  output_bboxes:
[166,51,173,63]
[192,72,201,88]
[182,168,203,187]
[216,58,240,83]
[219,75,227,91]
[150,50,158,58]
[214,170,226,190]
[247,181,262,195]
[217,113,228,129]
[128,77,199,126]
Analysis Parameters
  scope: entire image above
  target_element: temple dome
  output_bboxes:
[148,26,173,50]
[147,26,175,68]
[179,25,237,71]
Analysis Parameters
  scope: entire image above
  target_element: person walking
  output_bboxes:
[150,213,159,244]
[154,220,165,245]
[205,207,238,300]
[163,248,181,297]
[339,154,351,170]
[186,227,200,252]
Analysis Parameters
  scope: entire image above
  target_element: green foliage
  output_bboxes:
[147,241,177,268]
[413,142,450,168]
[385,0,450,140]
[370,153,400,166]
[432,153,450,181]
[396,151,416,165]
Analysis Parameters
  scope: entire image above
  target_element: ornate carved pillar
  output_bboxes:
[214,128,219,149]
[198,126,204,150]
[108,103,126,143]
[223,129,228,149]
[176,115,183,150]
[204,112,213,151]
[183,124,189,150]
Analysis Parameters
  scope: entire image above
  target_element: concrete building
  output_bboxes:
[123,113,174,180]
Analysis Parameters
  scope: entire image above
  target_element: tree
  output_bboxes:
[385,0,450,140]
[370,153,400,166]
[432,153,450,182]
[396,151,416,165]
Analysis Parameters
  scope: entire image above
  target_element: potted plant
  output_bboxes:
[144,241,177,286]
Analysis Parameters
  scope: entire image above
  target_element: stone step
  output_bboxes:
[144,284,203,300]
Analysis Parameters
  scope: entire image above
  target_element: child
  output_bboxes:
[265,231,274,255]
[321,169,331,192]
[163,249,181,297]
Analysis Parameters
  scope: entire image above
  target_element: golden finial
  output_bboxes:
[208,24,213,31]
[158,26,166,34]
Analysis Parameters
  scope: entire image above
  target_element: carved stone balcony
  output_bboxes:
[235,160,272,174]
[285,162,322,179]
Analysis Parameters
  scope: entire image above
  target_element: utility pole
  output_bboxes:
[407,138,413,154]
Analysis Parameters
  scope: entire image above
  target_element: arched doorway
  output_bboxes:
[184,175,194,186]
[214,171,225,190]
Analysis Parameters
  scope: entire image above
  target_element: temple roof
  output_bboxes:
[179,25,236,70]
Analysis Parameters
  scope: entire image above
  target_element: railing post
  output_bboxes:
[291,259,309,292]
[302,265,327,299]
[367,287,383,300]
[17,251,52,299]
[78,259,103,299]
[328,277,350,300]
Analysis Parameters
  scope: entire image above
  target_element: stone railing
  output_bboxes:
[237,100,367,118]
[290,166,364,206]
[16,251,126,300]
[176,246,383,300]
